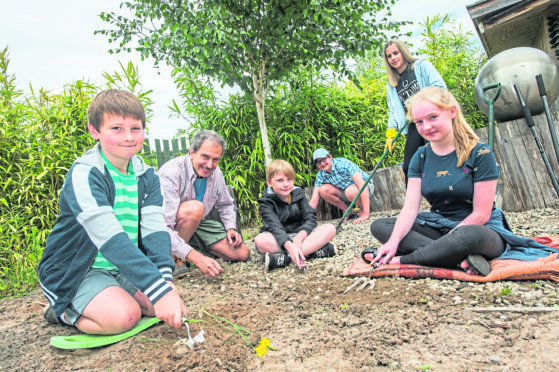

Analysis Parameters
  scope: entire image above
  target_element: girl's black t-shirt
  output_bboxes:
[396,63,420,108]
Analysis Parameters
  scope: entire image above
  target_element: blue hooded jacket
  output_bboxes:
[386,59,446,134]
[39,144,174,318]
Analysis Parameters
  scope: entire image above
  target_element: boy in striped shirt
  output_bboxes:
[39,90,186,334]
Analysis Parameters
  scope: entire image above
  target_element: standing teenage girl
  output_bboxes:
[384,39,446,183]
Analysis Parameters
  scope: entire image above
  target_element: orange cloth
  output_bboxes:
[343,236,559,282]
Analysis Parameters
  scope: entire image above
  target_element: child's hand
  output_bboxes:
[154,289,187,329]
[226,229,243,248]
[370,241,398,266]
[285,241,305,270]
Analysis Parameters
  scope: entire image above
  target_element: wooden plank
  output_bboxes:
[162,139,171,166]
[492,121,527,210]
[144,137,189,168]
[495,112,559,209]
[467,0,526,20]
[370,166,406,211]
[511,116,548,209]
[519,115,558,205]
[536,111,559,177]
[474,113,559,211]
[484,0,549,28]
[142,140,150,155]
[180,137,188,152]
[154,139,163,169]
[483,11,543,55]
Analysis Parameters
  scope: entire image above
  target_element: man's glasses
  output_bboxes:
[315,157,328,166]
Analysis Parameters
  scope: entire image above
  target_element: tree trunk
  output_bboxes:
[253,91,272,166]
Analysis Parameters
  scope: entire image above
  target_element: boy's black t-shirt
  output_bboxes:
[396,63,420,108]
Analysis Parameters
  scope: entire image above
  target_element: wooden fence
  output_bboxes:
[142,137,188,169]
[477,111,559,211]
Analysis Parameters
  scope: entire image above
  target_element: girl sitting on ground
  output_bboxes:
[363,86,534,276]
[255,160,337,271]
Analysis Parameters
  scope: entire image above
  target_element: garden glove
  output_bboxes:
[384,128,398,153]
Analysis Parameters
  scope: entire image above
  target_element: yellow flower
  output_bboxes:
[254,338,272,357]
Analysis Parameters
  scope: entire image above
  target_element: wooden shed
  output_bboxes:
[467,0,559,59]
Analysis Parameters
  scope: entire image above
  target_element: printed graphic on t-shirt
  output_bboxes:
[477,147,491,156]
[396,66,419,106]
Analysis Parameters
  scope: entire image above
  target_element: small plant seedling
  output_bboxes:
[500,286,512,296]
[340,303,349,310]
[417,365,433,370]
[418,294,429,303]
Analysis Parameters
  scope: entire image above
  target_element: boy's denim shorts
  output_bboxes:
[62,268,138,325]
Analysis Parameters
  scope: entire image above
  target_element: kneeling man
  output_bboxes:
[158,130,249,278]
[308,148,374,224]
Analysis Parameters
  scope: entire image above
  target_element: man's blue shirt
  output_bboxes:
[314,158,370,190]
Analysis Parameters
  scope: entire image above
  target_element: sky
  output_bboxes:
[1,0,479,139]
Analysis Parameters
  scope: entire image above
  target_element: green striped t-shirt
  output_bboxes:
[91,150,139,270]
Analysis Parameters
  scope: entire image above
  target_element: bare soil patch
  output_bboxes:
[1,208,559,371]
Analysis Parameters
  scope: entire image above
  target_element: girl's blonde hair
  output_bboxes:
[406,86,479,167]
[266,159,296,180]
[383,39,417,87]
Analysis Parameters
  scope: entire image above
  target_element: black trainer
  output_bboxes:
[306,243,337,260]
[172,255,191,279]
[43,304,59,325]
[265,252,292,271]
[173,263,190,279]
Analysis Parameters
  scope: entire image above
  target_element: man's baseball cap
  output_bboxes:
[312,148,330,161]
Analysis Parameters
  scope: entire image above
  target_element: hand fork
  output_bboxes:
[179,317,205,349]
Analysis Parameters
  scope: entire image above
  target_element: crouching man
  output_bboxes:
[158,130,250,278]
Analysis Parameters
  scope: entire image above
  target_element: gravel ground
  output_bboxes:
[1,206,559,371]
[251,207,559,308]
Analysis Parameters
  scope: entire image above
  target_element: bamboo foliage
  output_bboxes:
[0,49,153,297]
[0,75,97,297]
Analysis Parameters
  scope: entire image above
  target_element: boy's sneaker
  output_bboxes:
[173,263,190,279]
[307,243,337,259]
[172,255,190,279]
[265,252,292,271]
[43,304,59,325]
